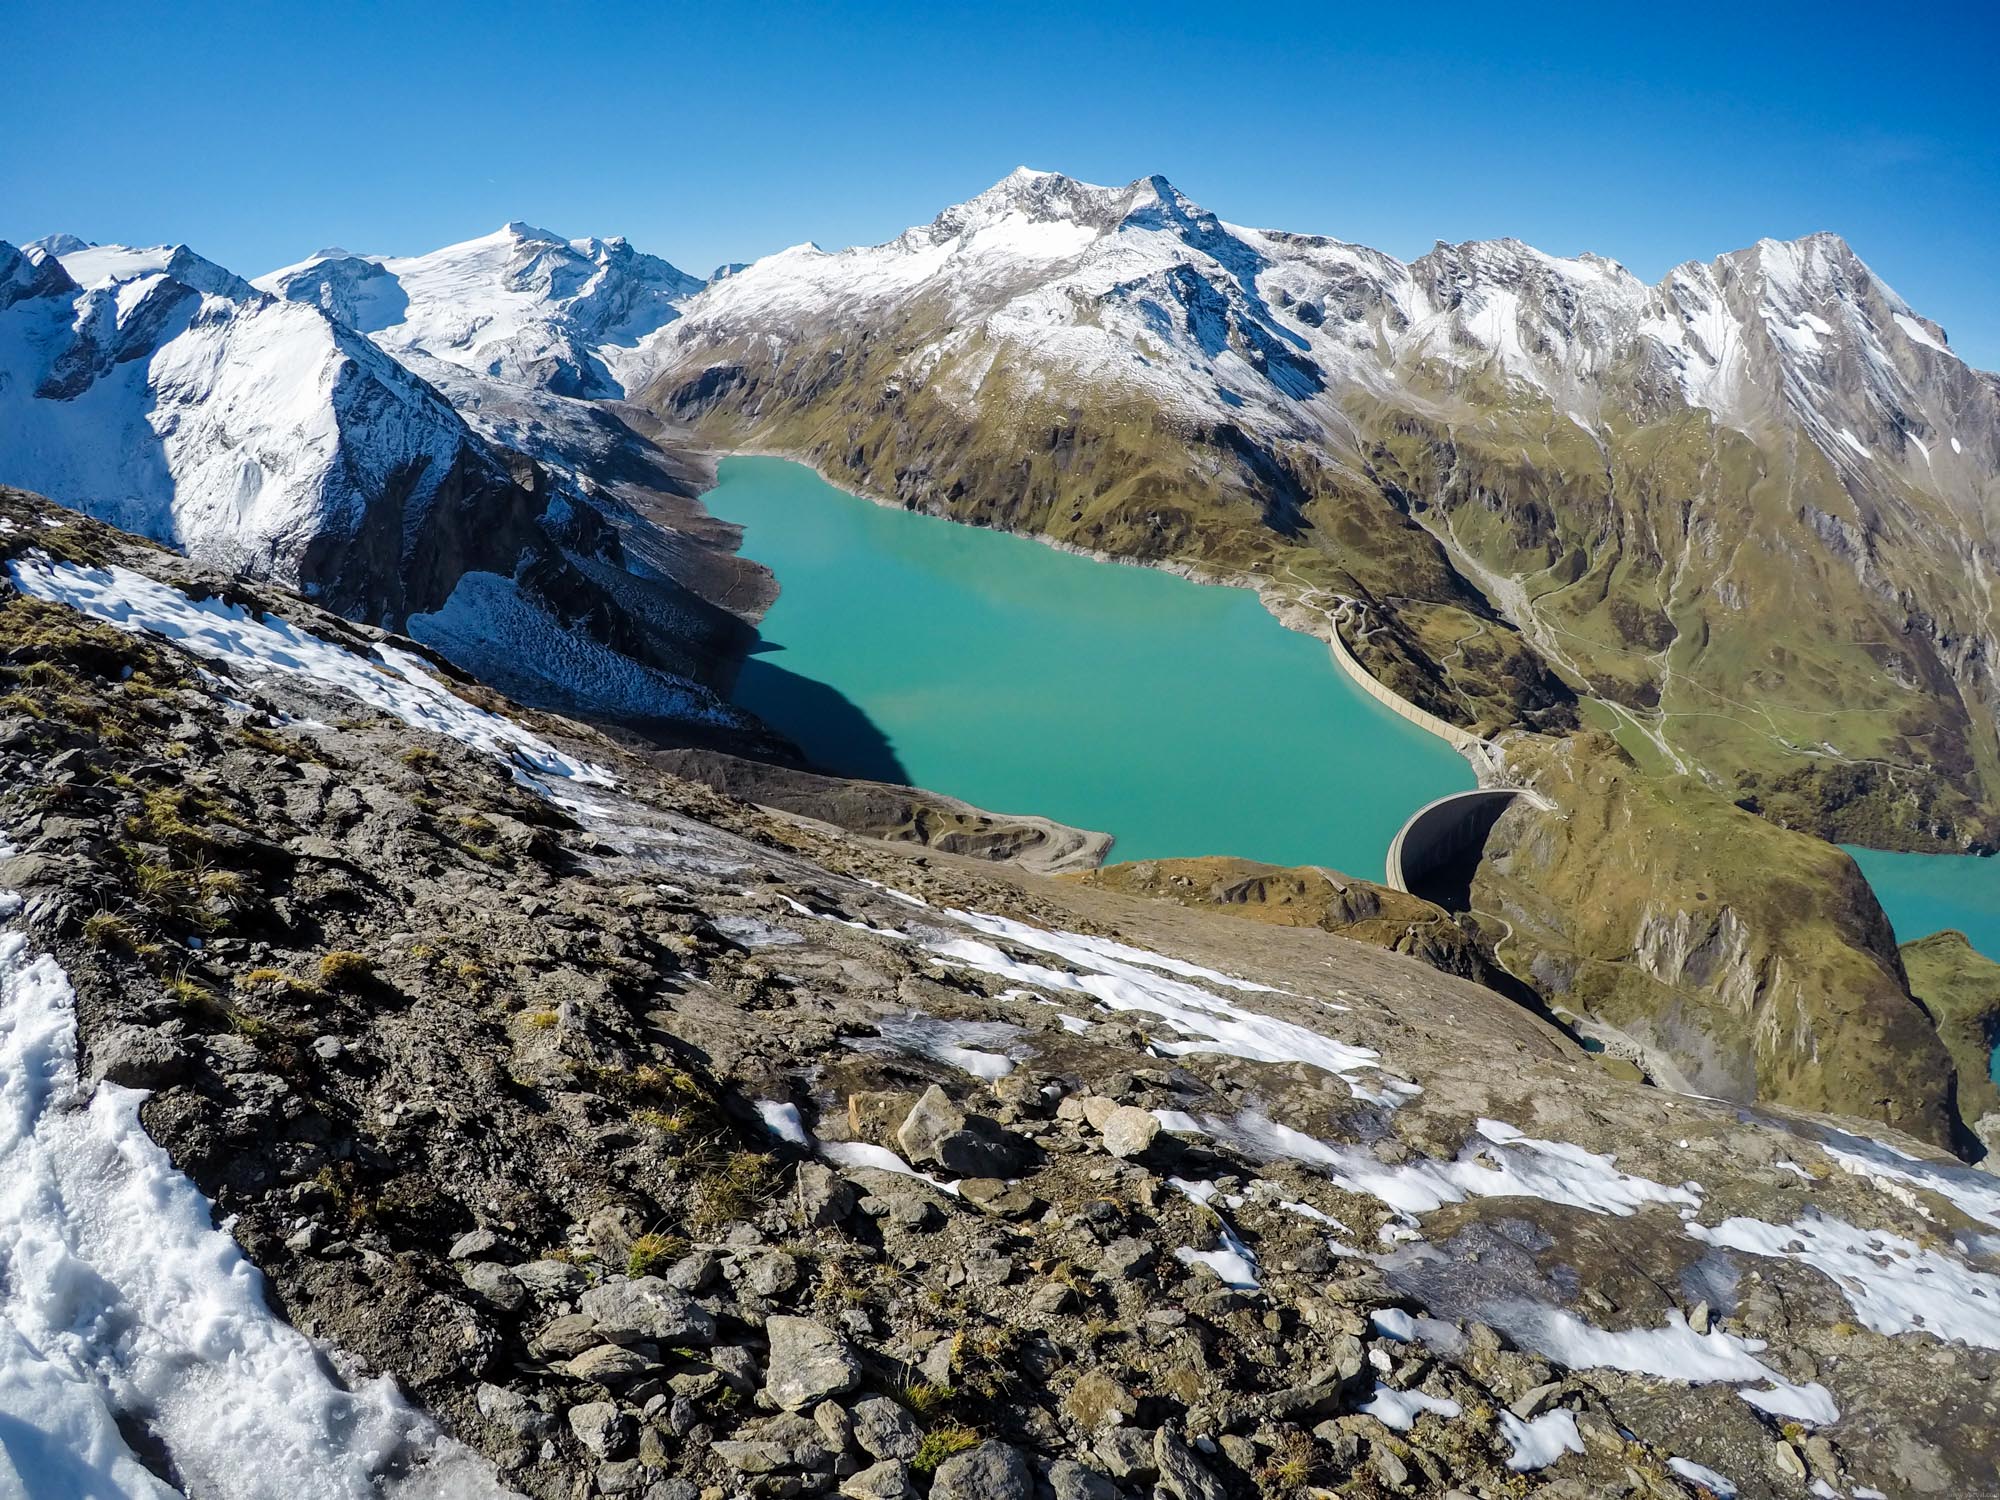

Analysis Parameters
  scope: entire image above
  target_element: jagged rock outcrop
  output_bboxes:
[1902,930,2000,1151]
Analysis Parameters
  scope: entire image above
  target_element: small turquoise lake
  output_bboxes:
[1845,845,2000,963]
[704,456,1475,874]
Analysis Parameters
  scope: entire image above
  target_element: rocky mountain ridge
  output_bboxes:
[257,223,705,400]
[15,180,2000,859]
[0,230,768,756]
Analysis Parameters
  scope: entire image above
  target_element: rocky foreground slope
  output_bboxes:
[3,495,1997,1499]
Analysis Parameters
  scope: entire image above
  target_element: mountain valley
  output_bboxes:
[2,165,1999,1499]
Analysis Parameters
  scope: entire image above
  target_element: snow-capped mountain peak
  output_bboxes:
[500,219,566,244]
[23,232,91,259]
[257,221,704,399]
[648,170,1992,509]
[0,233,539,619]
[47,241,258,303]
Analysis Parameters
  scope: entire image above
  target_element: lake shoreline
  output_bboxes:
[697,454,1474,877]
[711,444,1493,779]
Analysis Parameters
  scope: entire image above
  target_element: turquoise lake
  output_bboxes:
[704,456,1475,874]
[1845,845,2000,963]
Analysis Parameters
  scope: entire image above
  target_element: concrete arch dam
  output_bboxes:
[1385,788,1551,907]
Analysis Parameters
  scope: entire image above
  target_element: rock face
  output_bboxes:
[2,493,1999,1499]
[1902,929,2000,1145]
[1468,733,1965,1148]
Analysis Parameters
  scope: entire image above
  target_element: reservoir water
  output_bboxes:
[1845,845,2000,963]
[704,456,1474,874]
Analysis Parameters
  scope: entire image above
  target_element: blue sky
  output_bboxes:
[5,0,1998,367]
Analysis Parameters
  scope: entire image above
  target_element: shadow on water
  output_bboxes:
[1405,800,1516,913]
[729,648,913,787]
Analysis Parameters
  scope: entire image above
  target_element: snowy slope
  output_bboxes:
[0,238,530,616]
[257,223,704,399]
[0,851,511,1498]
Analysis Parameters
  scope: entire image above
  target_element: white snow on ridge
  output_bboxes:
[943,907,1277,992]
[1894,312,1952,356]
[406,570,731,728]
[1499,1409,1583,1471]
[1689,1213,2000,1349]
[815,1140,958,1196]
[1192,1109,1699,1221]
[1818,1126,2000,1231]
[1667,1457,1737,1497]
[755,1100,809,1146]
[916,906,1424,1097]
[1498,1304,1838,1426]
[1168,1178,1261,1290]
[855,1014,1020,1080]
[258,223,703,399]
[0,918,511,1499]
[1360,1383,1461,1431]
[6,557,614,788]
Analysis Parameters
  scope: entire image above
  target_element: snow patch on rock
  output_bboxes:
[7,557,613,788]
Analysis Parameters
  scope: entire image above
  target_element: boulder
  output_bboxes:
[512,1258,589,1298]
[796,1161,859,1226]
[1099,1237,1156,1280]
[1098,1105,1160,1160]
[1081,1096,1122,1130]
[1154,1429,1227,1500]
[566,1400,634,1459]
[931,1439,1035,1500]
[842,1459,919,1499]
[529,1313,603,1360]
[850,1395,921,1460]
[896,1085,965,1164]
[1093,1428,1158,1483]
[578,1276,716,1346]
[1047,1460,1120,1500]
[458,1261,526,1315]
[1065,1371,1138,1431]
[475,1382,555,1441]
[763,1315,862,1410]
[564,1343,651,1386]
[447,1228,506,1262]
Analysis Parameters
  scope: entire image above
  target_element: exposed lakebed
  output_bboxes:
[704,456,1473,876]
